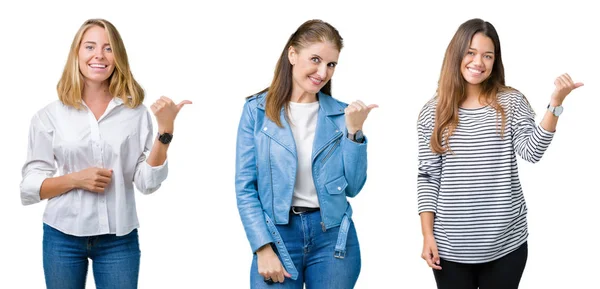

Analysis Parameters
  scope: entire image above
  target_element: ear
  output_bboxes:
[287,46,297,65]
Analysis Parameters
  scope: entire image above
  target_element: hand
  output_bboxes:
[421,235,442,270]
[71,167,112,193]
[344,100,378,134]
[256,244,291,283]
[550,73,583,106]
[150,96,192,133]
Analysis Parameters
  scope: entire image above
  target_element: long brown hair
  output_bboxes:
[252,19,343,127]
[57,19,144,109]
[431,18,507,154]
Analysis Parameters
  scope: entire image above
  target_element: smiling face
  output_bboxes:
[78,25,115,84]
[461,32,495,90]
[288,41,339,99]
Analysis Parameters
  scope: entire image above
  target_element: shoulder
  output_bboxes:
[418,95,438,124]
[245,91,267,110]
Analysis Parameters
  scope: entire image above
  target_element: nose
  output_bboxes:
[472,54,483,65]
[94,48,104,60]
[316,63,328,79]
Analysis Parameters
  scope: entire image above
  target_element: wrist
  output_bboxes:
[549,99,563,107]
[158,123,174,134]
[347,127,362,134]
[256,244,274,256]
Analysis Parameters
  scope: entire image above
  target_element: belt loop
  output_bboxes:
[263,213,299,280]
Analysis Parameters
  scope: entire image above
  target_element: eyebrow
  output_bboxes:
[82,41,111,46]
[468,48,494,54]
[312,54,338,65]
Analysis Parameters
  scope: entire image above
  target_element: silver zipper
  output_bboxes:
[312,132,343,232]
[321,138,342,164]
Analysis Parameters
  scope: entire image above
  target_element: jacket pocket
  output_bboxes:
[325,175,348,195]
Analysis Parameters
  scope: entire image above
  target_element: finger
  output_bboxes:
[563,73,573,84]
[367,104,379,111]
[150,103,158,113]
[96,176,111,184]
[176,100,192,110]
[156,99,168,107]
[277,270,285,283]
[97,169,113,177]
[283,268,291,278]
[344,106,354,114]
[355,100,368,109]
[556,77,568,89]
[560,74,573,87]
[574,82,584,89]
[350,103,363,111]
[160,96,174,104]
[432,248,442,270]
[93,186,105,193]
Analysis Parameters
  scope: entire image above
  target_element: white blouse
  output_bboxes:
[20,97,168,237]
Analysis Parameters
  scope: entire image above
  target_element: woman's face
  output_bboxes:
[461,32,495,87]
[78,25,115,84]
[288,41,339,96]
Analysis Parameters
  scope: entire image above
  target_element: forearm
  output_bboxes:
[420,212,435,238]
[146,125,171,167]
[40,173,76,200]
[540,99,562,132]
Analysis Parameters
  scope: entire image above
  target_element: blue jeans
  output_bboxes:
[42,223,141,289]
[250,211,361,288]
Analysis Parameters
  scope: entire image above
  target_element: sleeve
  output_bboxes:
[20,114,56,205]
[511,93,555,163]
[417,105,442,214]
[235,101,273,253]
[133,110,169,194]
[340,132,368,198]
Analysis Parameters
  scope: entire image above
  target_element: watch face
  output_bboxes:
[159,133,173,144]
[355,130,364,142]
[554,106,563,116]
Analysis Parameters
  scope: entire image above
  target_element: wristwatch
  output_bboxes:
[547,103,563,117]
[347,130,364,143]
[157,132,173,144]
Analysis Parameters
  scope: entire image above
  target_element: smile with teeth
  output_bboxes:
[89,64,108,68]
[309,76,323,85]
[467,67,484,75]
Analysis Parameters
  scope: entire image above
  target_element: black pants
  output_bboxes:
[433,242,528,289]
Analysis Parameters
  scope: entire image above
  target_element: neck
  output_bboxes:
[82,80,112,104]
[290,85,318,103]
[464,83,482,102]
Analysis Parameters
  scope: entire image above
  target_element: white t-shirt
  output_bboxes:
[288,101,319,208]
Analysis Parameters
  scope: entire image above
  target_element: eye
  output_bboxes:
[85,45,94,50]
[104,46,112,52]
[466,51,475,56]
[327,62,337,68]
[311,57,320,63]
[484,55,493,59]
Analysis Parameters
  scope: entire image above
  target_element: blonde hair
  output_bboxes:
[57,19,144,109]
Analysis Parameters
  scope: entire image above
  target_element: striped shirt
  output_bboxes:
[417,90,554,263]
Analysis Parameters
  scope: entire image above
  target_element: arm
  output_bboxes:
[513,74,582,163]
[343,100,378,197]
[235,102,273,253]
[417,106,442,270]
[133,97,191,194]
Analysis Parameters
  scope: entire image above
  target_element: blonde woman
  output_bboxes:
[20,19,190,288]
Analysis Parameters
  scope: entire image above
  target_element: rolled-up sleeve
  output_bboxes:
[133,111,168,194]
[20,114,56,206]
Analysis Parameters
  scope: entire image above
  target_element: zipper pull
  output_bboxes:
[321,222,326,232]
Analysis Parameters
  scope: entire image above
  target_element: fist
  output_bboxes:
[150,96,192,132]
[550,73,583,106]
[344,100,378,134]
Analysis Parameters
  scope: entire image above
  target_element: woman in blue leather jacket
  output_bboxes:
[235,19,377,288]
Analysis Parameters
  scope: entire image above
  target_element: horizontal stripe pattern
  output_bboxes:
[417,91,554,263]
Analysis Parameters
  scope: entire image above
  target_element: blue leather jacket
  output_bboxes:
[235,91,368,267]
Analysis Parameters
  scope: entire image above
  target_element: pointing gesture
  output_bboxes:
[344,100,378,134]
[150,96,192,133]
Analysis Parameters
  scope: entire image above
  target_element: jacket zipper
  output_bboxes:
[268,139,276,224]
[312,132,343,232]
[321,137,341,164]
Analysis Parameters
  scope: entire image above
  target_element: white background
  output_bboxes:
[0,0,598,288]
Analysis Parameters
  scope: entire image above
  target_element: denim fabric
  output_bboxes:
[250,211,361,289]
[43,223,140,289]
